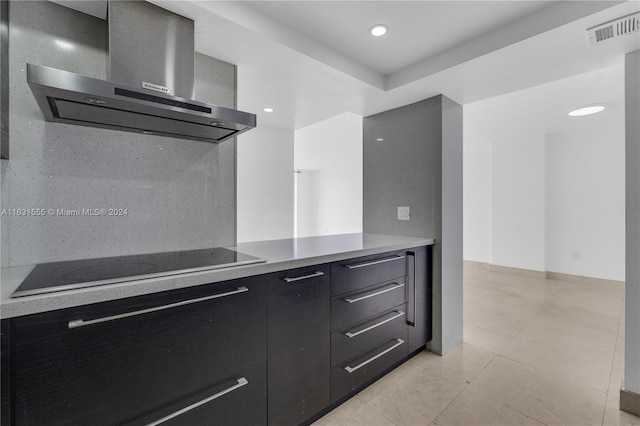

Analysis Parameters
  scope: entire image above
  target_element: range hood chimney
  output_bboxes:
[27,1,256,144]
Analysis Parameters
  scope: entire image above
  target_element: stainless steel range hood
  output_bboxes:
[26,1,256,144]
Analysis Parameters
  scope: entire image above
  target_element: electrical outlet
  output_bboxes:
[572,251,581,260]
[397,206,410,221]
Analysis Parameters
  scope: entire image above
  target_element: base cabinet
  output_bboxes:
[6,277,267,426]
[267,265,331,426]
[2,245,431,426]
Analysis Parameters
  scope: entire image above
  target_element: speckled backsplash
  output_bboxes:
[0,1,237,267]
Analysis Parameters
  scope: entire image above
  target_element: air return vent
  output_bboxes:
[587,12,639,45]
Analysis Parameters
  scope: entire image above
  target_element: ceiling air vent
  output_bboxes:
[587,12,639,45]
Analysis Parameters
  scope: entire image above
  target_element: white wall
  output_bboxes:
[546,126,625,281]
[464,65,625,280]
[294,112,363,237]
[492,134,546,271]
[237,125,295,243]
[463,136,492,264]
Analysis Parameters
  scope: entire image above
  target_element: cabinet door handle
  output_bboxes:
[407,251,416,326]
[146,377,249,426]
[282,271,325,282]
[344,255,405,269]
[343,339,405,373]
[68,287,249,329]
[343,282,405,304]
[344,311,405,338]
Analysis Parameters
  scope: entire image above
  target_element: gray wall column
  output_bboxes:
[363,95,463,355]
[622,49,640,414]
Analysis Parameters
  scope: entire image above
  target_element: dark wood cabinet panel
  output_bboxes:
[331,277,406,332]
[1,319,10,426]
[331,304,407,366]
[267,265,331,426]
[9,277,267,426]
[331,251,406,296]
[331,330,408,403]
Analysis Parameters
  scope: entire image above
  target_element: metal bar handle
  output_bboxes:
[344,339,405,373]
[282,271,325,283]
[344,311,405,338]
[68,287,249,329]
[344,255,405,269]
[146,377,249,426]
[343,282,405,304]
[407,251,416,326]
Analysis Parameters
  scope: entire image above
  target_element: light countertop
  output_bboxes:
[0,233,434,319]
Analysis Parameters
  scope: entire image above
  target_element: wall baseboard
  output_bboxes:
[545,271,624,286]
[620,389,640,417]
[463,260,624,285]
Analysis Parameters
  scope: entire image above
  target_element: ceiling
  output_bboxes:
[60,0,640,131]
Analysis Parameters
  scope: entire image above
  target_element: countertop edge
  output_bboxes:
[1,234,435,319]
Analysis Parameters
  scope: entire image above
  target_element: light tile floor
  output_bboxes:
[313,263,640,426]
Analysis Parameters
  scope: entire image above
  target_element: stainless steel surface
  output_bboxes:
[67,286,248,328]
[343,282,405,304]
[344,255,405,269]
[27,64,255,144]
[146,377,249,426]
[1,0,8,159]
[343,339,405,373]
[282,271,325,282]
[25,1,256,143]
[109,1,194,99]
[407,251,416,326]
[344,310,405,338]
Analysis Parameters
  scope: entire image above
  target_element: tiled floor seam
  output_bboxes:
[354,394,401,426]
[464,387,551,426]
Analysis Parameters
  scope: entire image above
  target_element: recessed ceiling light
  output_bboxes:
[369,24,388,37]
[568,105,606,116]
[263,107,274,113]
[376,138,384,142]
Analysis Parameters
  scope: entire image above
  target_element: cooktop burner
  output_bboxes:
[11,247,264,298]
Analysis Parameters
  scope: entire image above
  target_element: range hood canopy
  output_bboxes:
[27,1,256,144]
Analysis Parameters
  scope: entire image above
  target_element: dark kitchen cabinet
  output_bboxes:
[406,245,432,353]
[267,265,331,426]
[7,277,267,426]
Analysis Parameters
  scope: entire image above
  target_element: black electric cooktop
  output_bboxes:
[12,247,265,298]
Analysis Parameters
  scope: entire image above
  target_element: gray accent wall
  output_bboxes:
[625,50,640,398]
[363,95,463,355]
[0,1,237,267]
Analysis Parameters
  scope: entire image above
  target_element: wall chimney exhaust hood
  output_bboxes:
[27,1,256,144]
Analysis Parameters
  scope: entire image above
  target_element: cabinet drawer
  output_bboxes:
[331,330,408,403]
[137,366,265,426]
[331,304,407,366]
[331,278,406,331]
[331,251,407,296]
[10,277,267,426]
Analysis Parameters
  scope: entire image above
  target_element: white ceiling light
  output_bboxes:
[369,24,388,37]
[568,105,606,116]
[263,107,274,113]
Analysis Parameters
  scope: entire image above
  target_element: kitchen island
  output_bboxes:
[1,233,434,426]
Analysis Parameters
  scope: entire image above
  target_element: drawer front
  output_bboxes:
[331,304,407,366]
[331,251,407,296]
[11,277,267,426]
[331,278,406,331]
[331,330,408,403]
[140,366,265,426]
